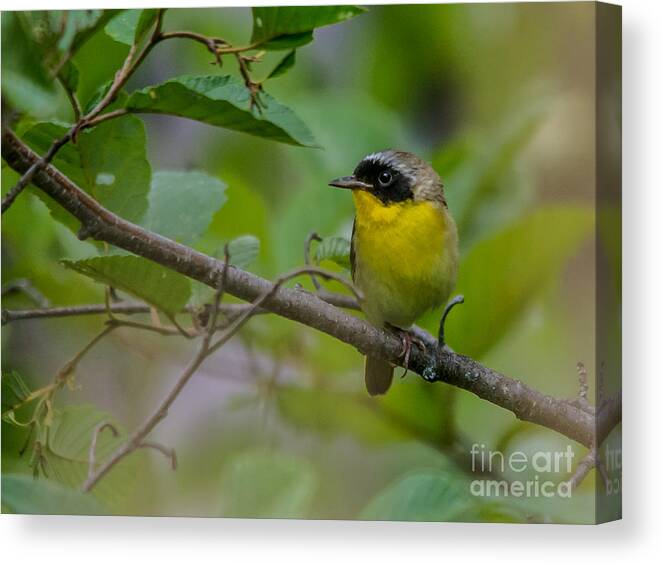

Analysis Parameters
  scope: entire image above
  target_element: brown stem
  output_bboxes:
[2,278,50,308]
[137,441,177,470]
[1,302,253,324]
[303,232,323,290]
[86,422,119,483]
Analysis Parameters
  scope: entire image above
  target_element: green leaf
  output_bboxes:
[1,10,118,117]
[219,448,317,518]
[444,207,594,358]
[1,371,31,417]
[22,116,151,230]
[267,50,297,80]
[125,74,318,147]
[58,60,80,92]
[62,256,191,317]
[314,236,351,269]
[25,10,114,59]
[41,404,141,513]
[105,9,158,45]
[82,80,114,114]
[259,31,313,51]
[360,470,475,522]
[144,171,227,246]
[1,473,107,515]
[226,235,260,269]
[1,13,59,117]
[251,6,366,48]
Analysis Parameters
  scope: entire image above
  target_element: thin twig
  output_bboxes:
[169,316,195,339]
[235,52,263,111]
[206,266,362,356]
[55,325,117,383]
[137,441,177,470]
[156,31,224,65]
[106,318,187,337]
[303,232,323,290]
[571,362,595,414]
[86,422,119,482]
[1,133,72,214]
[156,30,263,56]
[2,279,50,308]
[82,332,209,492]
[568,446,609,492]
[56,74,82,121]
[293,265,363,302]
[1,302,262,325]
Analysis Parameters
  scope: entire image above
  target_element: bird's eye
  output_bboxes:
[378,170,393,186]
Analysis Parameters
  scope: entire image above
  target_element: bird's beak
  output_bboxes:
[328,175,372,190]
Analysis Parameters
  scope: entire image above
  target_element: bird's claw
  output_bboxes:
[386,324,427,378]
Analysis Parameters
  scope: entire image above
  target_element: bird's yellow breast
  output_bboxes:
[352,190,457,328]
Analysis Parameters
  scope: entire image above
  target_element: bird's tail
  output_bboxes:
[364,355,394,396]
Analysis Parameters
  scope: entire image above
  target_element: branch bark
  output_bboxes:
[1,128,619,450]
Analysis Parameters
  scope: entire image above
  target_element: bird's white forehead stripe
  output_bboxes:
[362,151,415,179]
[363,151,395,166]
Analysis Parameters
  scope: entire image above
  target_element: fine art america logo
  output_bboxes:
[469,443,575,498]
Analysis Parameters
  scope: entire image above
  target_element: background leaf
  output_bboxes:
[226,235,260,269]
[22,10,113,59]
[1,371,31,417]
[267,50,297,80]
[0,13,59,117]
[22,116,151,230]
[125,75,318,147]
[105,9,158,46]
[314,236,351,269]
[259,31,313,51]
[1,473,107,515]
[144,171,227,246]
[218,448,318,518]
[251,6,366,48]
[41,404,143,512]
[62,256,191,317]
[360,470,474,521]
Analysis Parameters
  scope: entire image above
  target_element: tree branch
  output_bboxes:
[1,128,620,450]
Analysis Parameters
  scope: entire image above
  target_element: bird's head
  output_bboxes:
[329,150,446,206]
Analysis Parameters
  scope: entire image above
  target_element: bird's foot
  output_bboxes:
[438,295,465,349]
[385,324,427,378]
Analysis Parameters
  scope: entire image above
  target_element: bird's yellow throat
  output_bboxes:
[352,189,448,239]
[351,189,456,328]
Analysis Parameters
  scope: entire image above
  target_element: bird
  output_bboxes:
[329,150,459,396]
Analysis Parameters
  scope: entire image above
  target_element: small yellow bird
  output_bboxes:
[330,150,459,395]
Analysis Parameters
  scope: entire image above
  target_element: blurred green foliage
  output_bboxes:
[2,4,617,523]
